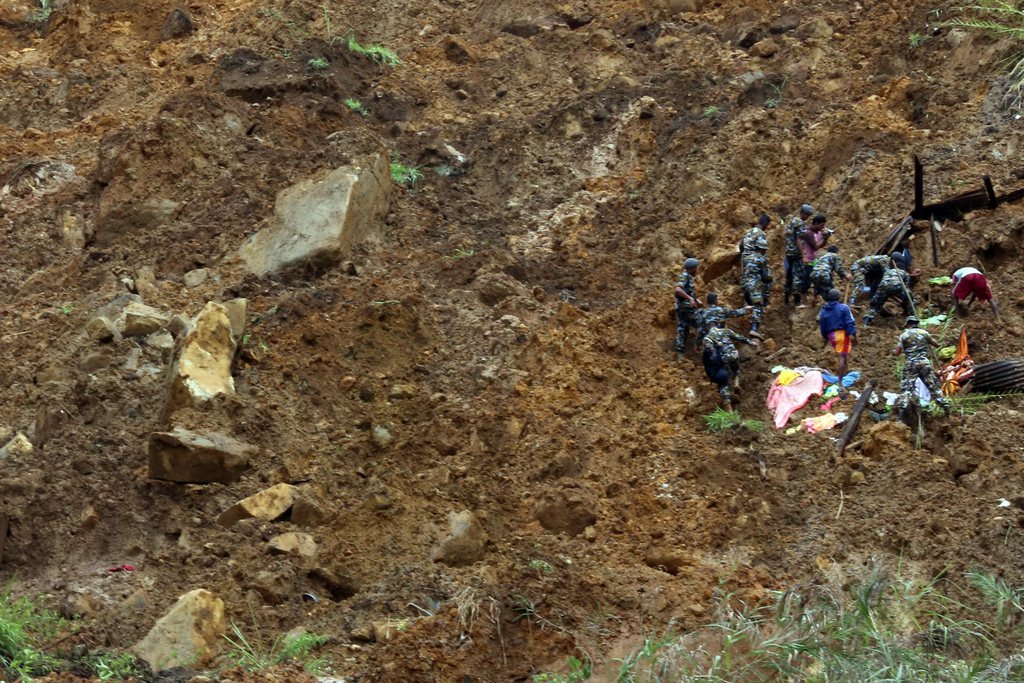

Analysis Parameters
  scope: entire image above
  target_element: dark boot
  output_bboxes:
[749,323,764,340]
[784,292,791,305]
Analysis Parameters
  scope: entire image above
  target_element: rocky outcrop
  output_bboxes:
[134,589,225,671]
[147,427,254,483]
[239,150,391,276]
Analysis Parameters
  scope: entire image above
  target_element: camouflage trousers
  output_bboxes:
[894,360,950,415]
[810,271,834,298]
[784,254,800,295]
[675,305,697,351]
[864,282,913,324]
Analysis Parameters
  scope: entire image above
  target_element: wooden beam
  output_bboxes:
[837,380,877,456]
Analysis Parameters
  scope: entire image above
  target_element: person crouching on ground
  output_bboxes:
[818,288,856,389]
[951,266,998,318]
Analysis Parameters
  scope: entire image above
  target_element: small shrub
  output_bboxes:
[307,57,329,71]
[703,407,764,433]
[344,98,369,116]
[390,162,422,188]
[701,105,720,119]
[347,35,401,66]
[90,652,144,682]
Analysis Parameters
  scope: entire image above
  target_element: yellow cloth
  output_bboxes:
[777,369,799,386]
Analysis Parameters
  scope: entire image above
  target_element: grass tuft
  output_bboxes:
[390,162,423,188]
[347,35,401,66]
[703,408,764,433]
[223,622,330,674]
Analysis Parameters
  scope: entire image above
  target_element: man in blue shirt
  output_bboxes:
[818,288,856,388]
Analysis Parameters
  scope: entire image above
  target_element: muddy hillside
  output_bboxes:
[3,0,1024,679]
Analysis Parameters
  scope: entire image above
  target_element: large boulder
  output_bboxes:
[148,427,254,483]
[238,150,391,276]
[134,589,225,671]
[218,483,300,528]
[162,302,237,421]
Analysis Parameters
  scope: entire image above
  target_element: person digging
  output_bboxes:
[702,319,759,408]
[951,266,998,318]
[891,315,951,420]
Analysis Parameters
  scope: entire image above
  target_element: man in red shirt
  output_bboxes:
[951,266,998,317]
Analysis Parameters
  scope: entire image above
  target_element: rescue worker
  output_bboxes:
[818,288,857,388]
[702,320,758,408]
[809,244,852,306]
[951,266,998,317]
[674,258,703,354]
[891,315,951,418]
[848,253,894,306]
[740,232,772,339]
[695,292,751,348]
[784,203,813,305]
[863,260,913,326]
[795,214,833,307]
[739,213,771,258]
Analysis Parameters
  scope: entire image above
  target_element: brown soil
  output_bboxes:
[4,0,1024,680]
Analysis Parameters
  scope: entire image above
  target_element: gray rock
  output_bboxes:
[122,302,171,337]
[148,427,254,484]
[0,433,32,460]
[183,268,210,288]
[159,8,193,41]
[85,316,119,342]
[239,151,391,277]
[372,426,392,448]
[431,510,487,566]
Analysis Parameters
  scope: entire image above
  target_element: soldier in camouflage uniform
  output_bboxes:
[863,263,913,326]
[695,292,751,348]
[741,235,772,339]
[739,213,771,259]
[891,316,950,418]
[702,321,758,407]
[784,203,813,305]
[848,253,894,305]
[809,244,852,305]
[674,258,703,353]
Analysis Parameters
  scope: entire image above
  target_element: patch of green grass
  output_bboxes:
[344,98,369,116]
[701,105,720,119]
[390,162,423,188]
[909,31,930,49]
[89,651,145,682]
[528,559,556,574]
[703,408,764,433]
[611,567,1024,681]
[944,1,1024,107]
[0,590,65,681]
[532,655,592,682]
[30,0,50,23]
[347,35,401,66]
[223,622,330,674]
[764,77,788,109]
[307,57,329,71]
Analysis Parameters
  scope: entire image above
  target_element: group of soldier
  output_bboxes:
[673,203,997,417]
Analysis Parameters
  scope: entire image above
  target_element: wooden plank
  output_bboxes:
[837,380,877,456]
[931,220,940,267]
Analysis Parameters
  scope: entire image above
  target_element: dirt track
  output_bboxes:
[4,0,1024,680]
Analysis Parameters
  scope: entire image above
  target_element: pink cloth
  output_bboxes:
[800,229,826,263]
[766,370,824,429]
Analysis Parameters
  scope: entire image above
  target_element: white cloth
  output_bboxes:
[952,267,981,285]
